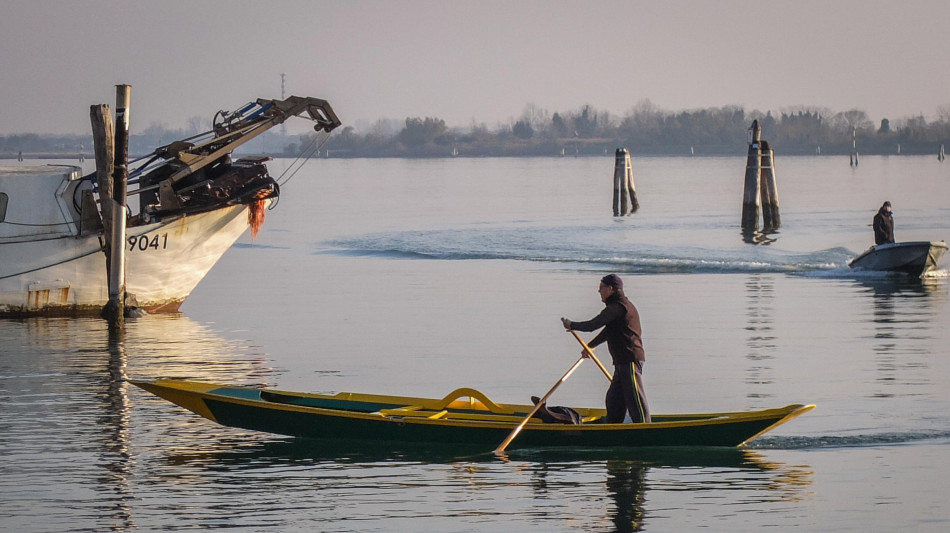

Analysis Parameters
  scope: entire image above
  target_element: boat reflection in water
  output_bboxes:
[153,437,813,532]
[0,314,273,532]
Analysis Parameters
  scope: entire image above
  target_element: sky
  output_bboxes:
[2,0,948,136]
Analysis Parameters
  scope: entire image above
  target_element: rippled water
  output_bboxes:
[2,155,949,531]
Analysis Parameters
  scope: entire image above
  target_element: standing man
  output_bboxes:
[561,274,651,423]
[873,201,895,245]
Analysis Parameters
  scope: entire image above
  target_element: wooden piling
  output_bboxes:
[741,120,761,233]
[612,149,624,216]
[850,127,858,166]
[759,140,781,231]
[612,148,639,216]
[90,105,115,251]
[102,85,131,324]
[940,144,946,161]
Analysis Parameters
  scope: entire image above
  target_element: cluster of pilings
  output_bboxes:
[612,148,639,216]
[740,120,781,240]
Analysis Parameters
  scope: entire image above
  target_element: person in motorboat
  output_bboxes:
[873,201,895,245]
[561,274,651,423]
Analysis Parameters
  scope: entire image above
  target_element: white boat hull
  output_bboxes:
[1,95,341,319]
[848,241,948,278]
[0,204,253,316]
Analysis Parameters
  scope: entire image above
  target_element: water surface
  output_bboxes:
[2,154,948,531]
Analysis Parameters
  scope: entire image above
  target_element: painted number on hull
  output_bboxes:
[128,233,168,251]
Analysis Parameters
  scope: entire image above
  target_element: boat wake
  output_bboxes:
[324,226,857,275]
[750,430,950,450]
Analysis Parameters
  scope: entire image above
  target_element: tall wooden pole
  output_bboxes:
[850,127,858,167]
[103,85,130,324]
[759,140,781,231]
[613,149,625,216]
[90,105,115,257]
[741,120,761,233]
[623,149,639,214]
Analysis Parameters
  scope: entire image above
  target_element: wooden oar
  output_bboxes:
[493,354,587,455]
[570,330,613,381]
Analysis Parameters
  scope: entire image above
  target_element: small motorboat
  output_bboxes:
[848,241,948,278]
[131,379,814,451]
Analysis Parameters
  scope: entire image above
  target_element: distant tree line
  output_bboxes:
[319,102,950,158]
[3,101,949,159]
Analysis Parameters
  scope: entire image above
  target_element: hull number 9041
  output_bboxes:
[128,233,169,251]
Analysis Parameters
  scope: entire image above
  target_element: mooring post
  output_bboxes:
[623,149,639,214]
[612,148,639,216]
[741,120,761,233]
[102,85,131,324]
[939,144,946,161]
[850,127,858,167]
[759,140,780,231]
[90,105,115,257]
[613,149,624,216]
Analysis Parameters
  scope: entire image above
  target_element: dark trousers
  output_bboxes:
[606,361,650,423]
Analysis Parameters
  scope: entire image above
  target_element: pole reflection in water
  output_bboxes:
[745,274,776,399]
[94,324,134,531]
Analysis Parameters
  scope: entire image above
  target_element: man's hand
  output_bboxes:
[560,317,572,330]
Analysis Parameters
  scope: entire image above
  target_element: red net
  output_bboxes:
[248,198,266,238]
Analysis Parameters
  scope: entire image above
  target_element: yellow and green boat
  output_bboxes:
[132,379,814,450]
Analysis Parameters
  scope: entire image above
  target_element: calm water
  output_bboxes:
[2,154,949,531]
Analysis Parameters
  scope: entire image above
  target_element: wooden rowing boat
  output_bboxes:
[131,379,814,450]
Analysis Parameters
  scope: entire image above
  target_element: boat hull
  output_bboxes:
[848,241,948,278]
[132,380,815,450]
[0,204,254,317]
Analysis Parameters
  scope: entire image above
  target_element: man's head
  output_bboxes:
[883,201,892,213]
[598,274,623,302]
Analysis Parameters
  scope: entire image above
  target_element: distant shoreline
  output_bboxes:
[2,148,945,161]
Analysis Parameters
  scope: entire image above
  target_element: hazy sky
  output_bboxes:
[2,0,948,135]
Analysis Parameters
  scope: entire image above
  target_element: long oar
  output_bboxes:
[570,330,613,382]
[493,354,587,455]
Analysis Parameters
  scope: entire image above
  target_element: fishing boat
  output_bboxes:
[0,96,341,317]
[848,241,948,278]
[131,379,815,450]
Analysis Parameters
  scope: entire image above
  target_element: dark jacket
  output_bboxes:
[570,292,644,364]
[873,207,895,245]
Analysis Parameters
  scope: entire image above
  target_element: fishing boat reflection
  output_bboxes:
[2,314,271,531]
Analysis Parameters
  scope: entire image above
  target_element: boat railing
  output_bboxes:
[374,387,603,424]
[377,387,515,416]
